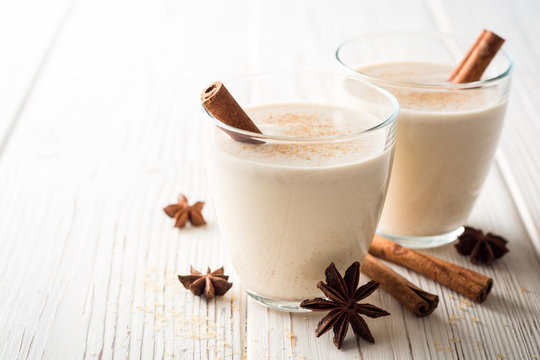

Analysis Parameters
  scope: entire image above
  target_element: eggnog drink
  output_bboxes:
[360,62,509,239]
[206,102,396,301]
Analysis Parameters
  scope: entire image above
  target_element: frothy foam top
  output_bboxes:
[213,103,388,167]
[359,62,498,112]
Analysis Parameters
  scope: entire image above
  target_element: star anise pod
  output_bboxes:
[178,266,232,300]
[455,226,509,265]
[163,194,206,228]
[300,262,390,349]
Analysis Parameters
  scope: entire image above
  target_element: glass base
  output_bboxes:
[246,290,312,313]
[376,226,464,249]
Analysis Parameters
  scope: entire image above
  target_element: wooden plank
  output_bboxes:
[0,0,75,151]
[0,0,254,358]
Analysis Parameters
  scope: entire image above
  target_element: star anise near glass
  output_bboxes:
[163,194,206,228]
[455,226,509,265]
[300,262,390,349]
[178,266,232,300]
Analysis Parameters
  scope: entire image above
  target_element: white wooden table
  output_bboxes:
[1,0,539,359]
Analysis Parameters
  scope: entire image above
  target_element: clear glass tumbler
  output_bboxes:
[336,32,513,248]
[203,71,399,311]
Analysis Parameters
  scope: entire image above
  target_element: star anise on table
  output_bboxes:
[455,226,509,265]
[163,194,206,228]
[178,266,233,300]
[300,262,390,349]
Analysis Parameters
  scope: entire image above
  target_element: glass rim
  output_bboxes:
[201,70,399,143]
[335,30,514,90]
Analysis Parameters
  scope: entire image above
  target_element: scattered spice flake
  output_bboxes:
[477,341,483,347]
[520,286,527,292]
[450,338,458,344]
[286,331,298,347]
[497,354,504,359]
[460,299,472,306]
[471,317,479,323]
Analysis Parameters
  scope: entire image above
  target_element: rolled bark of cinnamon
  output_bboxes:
[369,235,493,303]
[449,29,505,83]
[201,81,263,143]
[361,254,439,317]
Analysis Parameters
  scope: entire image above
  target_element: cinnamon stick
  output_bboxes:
[369,235,493,303]
[361,254,439,317]
[449,29,505,83]
[201,81,263,143]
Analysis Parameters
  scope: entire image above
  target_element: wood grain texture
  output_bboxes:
[0,0,538,359]
[0,0,76,153]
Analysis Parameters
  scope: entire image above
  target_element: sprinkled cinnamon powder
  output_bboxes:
[216,103,389,165]
[386,87,493,112]
[358,61,498,112]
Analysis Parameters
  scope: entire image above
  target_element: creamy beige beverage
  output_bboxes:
[361,62,508,237]
[206,103,394,300]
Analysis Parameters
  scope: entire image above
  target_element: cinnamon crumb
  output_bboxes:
[286,331,298,347]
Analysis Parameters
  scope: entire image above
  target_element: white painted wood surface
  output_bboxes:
[0,0,538,359]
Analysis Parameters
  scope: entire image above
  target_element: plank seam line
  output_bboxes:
[0,0,80,158]
[496,151,540,257]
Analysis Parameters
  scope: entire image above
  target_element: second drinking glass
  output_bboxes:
[337,32,513,248]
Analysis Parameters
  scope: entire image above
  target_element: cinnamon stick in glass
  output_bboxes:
[361,254,439,316]
[449,29,505,83]
[201,81,263,143]
[369,235,493,303]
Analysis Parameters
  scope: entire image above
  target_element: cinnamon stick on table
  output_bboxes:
[361,254,439,317]
[201,81,263,144]
[449,29,505,83]
[369,235,493,303]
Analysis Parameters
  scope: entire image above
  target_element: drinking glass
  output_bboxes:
[203,71,399,311]
[336,32,513,248]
